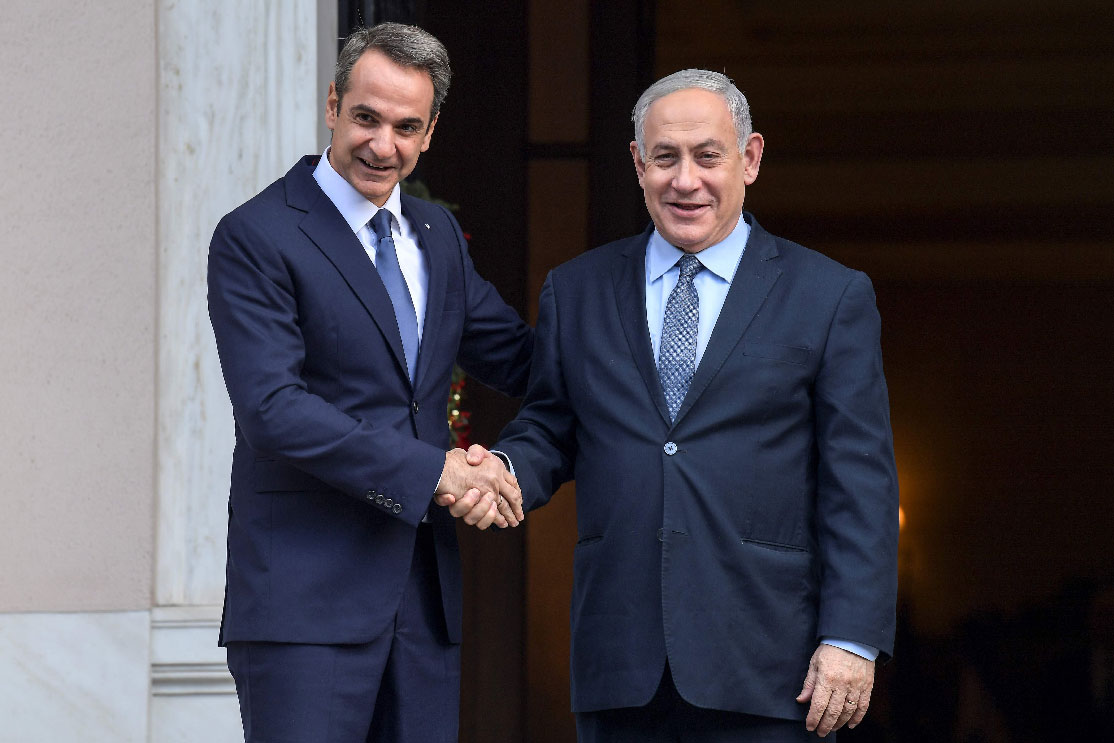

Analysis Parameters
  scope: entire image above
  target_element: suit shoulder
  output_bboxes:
[215,175,290,233]
[550,232,646,281]
[766,230,871,291]
[401,191,455,223]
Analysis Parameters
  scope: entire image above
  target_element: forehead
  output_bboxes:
[644,88,736,147]
[345,49,435,119]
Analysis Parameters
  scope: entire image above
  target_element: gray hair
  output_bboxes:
[632,69,752,157]
[335,23,452,124]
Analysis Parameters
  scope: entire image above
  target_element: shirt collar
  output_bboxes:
[646,212,751,283]
[312,147,403,234]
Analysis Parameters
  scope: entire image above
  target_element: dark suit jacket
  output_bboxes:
[498,213,898,719]
[207,155,532,647]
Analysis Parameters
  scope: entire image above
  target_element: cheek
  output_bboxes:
[643,173,671,199]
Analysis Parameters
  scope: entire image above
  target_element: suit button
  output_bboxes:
[384,498,394,508]
[663,442,678,455]
[411,401,420,414]
[657,527,665,542]
[375,495,384,505]
[393,503,403,514]
[365,490,375,501]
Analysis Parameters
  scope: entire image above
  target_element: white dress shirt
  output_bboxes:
[312,149,429,344]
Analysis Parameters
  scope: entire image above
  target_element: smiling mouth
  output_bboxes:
[670,202,708,213]
[358,157,394,173]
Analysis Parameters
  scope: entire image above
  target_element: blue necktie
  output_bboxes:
[370,209,418,381]
[657,254,704,421]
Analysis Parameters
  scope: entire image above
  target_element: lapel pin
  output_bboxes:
[424,223,430,229]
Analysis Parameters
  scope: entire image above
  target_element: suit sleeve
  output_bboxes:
[495,273,577,511]
[813,271,899,660]
[441,205,534,397]
[207,212,446,527]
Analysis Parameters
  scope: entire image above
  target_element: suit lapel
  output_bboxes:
[612,227,673,426]
[287,159,411,385]
[673,214,782,424]
[402,196,446,390]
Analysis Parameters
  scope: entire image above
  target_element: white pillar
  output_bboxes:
[152,0,333,738]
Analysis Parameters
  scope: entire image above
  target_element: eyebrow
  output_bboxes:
[650,137,729,154]
[348,103,426,129]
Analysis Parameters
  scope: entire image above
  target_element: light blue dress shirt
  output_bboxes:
[644,212,878,664]
[645,214,751,366]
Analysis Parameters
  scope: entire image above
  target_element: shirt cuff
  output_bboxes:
[821,638,878,662]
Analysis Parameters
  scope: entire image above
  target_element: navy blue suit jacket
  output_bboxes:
[207,156,532,647]
[498,214,898,719]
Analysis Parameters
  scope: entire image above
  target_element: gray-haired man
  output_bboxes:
[456,68,898,741]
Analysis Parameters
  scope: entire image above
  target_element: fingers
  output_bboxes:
[799,644,876,737]
[796,662,817,703]
[448,488,484,519]
[816,688,851,737]
[849,686,872,728]
[450,489,505,530]
[500,470,525,522]
[807,683,837,736]
[438,448,524,529]
[465,444,489,466]
[495,492,520,527]
[465,492,500,530]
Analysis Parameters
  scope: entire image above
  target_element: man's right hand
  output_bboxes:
[434,446,523,529]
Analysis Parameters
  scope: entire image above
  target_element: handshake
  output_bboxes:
[434,445,524,530]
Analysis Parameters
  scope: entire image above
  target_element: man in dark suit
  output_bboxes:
[457,69,899,741]
[207,23,531,743]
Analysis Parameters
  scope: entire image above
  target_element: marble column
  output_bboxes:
[154,0,332,738]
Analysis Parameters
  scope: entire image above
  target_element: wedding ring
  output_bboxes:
[845,699,857,707]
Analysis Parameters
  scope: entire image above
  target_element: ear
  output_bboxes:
[325,81,339,132]
[742,132,764,185]
[630,141,647,187]
[420,113,439,153]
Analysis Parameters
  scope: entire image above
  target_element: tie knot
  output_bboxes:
[678,254,703,281]
[370,209,393,242]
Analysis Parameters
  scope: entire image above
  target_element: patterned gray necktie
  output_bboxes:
[370,209,418,381]
[657,254,704,421]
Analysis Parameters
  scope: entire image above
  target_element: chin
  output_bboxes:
[664,230,710,250]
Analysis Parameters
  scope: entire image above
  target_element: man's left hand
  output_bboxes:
[796,643,875,737]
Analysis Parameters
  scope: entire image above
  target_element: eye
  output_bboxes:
[652,153,677,165]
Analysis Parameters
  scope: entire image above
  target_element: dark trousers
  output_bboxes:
[226,525,460,743]
[576,664,833,743]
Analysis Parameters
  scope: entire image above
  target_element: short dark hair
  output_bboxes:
[334,23,452,122]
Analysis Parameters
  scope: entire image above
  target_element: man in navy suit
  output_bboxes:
[458,69,899,740]
[207,23,532,743]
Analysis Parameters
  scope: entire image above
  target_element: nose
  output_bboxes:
[369,126,395,161]
[672,156,698,193]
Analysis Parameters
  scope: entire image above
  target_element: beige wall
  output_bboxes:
[0,0,157,612]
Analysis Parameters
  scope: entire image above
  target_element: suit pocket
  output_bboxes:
[253,459,329,493]
[740,537,809,554]
[741,341,811,366]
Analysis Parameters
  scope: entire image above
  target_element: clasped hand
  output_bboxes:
[434,445,524,530]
